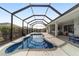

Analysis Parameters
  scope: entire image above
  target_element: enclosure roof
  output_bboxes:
[0,3,77,26]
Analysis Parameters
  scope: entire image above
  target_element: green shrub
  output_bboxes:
[0,26,11,34]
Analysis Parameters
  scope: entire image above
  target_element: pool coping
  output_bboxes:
[0,33,31,55]
[0,32,57,56]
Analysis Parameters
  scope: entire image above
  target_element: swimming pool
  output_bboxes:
[5,33,55,53]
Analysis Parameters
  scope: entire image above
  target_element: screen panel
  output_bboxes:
[0,8,11,43]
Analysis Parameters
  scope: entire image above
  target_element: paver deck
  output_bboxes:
[10,32,79,56]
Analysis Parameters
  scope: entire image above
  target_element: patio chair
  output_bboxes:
[68,33,75,41]
[73,36,79,43]
[68,33,79,44]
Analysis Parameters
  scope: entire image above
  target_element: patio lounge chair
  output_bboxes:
[73,36,79,43]
[68,33,74,41]
[68,33,79,44]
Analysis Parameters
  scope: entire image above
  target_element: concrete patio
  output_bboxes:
[9,32,79,56]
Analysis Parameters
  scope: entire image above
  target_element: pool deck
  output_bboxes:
[9,32,79,56]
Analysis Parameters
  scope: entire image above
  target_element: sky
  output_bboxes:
[0,3,76,29]
[33,24,46,29]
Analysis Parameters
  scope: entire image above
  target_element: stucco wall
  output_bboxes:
[74,17,79,36]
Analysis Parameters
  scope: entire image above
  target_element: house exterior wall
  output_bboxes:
[60,21,74,33]
[74,17,79,36]
[47,7,79,36]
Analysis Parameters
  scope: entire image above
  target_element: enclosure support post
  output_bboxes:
[27,24,28,34]
[32,26,33,32]
[22,20,24,36]
[10,14,13,41]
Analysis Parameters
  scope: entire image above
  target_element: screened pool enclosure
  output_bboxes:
[0,3,78,45]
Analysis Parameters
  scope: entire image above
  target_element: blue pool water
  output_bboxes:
[5,33,55,53]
